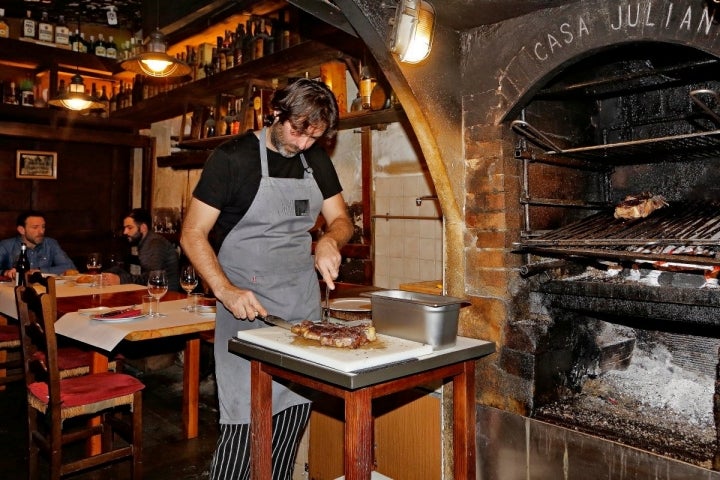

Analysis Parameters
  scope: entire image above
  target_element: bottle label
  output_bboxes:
[23,20,36,38]
[95,44,106,57]
[0,22,9,39]
[106,46,117,59]
[38,23,53,42]
[55,26,70,45]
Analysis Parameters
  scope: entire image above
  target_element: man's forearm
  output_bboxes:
[180,230,232,297]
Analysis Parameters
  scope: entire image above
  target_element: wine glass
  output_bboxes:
[86,253,102,287]
[147,270,169,317]
[86,252,102,273]
[180,265,199,311]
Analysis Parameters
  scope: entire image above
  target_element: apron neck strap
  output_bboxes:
[259,127,312,178]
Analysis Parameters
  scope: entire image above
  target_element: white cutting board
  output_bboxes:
[236,327,433,372]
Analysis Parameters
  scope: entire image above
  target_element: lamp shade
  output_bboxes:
[47,73,105,111]
[390,0,436,64]
[121,29,191,78]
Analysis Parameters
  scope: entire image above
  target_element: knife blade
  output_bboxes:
[258,314,294,330]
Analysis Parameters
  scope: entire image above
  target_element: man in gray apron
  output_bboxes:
[181,79,353,479]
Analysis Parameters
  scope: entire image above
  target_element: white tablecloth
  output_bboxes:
[55,299,215,352]
[0,281,147,319]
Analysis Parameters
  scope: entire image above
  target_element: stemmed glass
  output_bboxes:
[180,265,199,311]
[86,253,102,287]
[147,269,169,317]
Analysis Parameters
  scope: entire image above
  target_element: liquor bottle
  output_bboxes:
[231,98,241,135]
[108,83,118,113]
[243,19,254,62]
[14,244,30,287]
[54,15,70,46]
[79,32,89,53]
[253,18,265,60]
[233,23,245,65]
[70,29,81,51]
[251,86,264,130]
[37,11,53,43]
[90,33,107,57]
[204,107,216,138]
[99,85,110,117]
[22,10,37,39]
[264,19,275,56]
[3,81,18,105]
[224,99,234,136]
[0,9,10,39]
[105,35,117,59]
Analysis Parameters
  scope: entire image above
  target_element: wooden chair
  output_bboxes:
[25,272,119,376]
[15,284,145,480]
[0,315,23,387]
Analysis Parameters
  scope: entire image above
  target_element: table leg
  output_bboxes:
[183,337,200,439]
[251,360,273,480]
[89,352,110,455]
[344,388,373,480]
[453,360,476,479]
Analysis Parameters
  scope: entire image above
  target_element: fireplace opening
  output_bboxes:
[510,41,720,467]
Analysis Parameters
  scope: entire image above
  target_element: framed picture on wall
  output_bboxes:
[16,150,57,180]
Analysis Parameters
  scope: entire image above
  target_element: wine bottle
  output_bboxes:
[205,107,216,138]
[14,244,30,287]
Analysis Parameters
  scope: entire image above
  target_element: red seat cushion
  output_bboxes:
[0,324,20,342]
[56,346,93,370]
[29,371,144,408]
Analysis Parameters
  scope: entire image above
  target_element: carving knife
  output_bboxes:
[258,314,294,330]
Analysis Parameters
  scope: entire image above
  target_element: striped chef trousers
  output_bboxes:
[209,402,311,480]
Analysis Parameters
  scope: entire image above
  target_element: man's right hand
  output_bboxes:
[215,284,267,321]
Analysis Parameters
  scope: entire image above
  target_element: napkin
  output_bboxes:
[95,308,143,319]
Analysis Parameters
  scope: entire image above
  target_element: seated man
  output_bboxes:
[0,210,77,280]
[104,208,180,291]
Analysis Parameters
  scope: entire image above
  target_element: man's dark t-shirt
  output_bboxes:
[193,131,343,249]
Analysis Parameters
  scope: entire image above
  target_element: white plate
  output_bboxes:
[91,313,146,323]
[78,306,112,315]
[62,275,81,281]
[75,282,95,287]
[327,297,372,312]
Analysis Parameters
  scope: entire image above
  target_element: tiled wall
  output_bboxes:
[373,174,443,289]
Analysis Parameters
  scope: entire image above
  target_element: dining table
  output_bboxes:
[0,277,216,450]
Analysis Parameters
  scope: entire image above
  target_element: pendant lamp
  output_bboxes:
[121,28,191,78]
[47,72,106,111]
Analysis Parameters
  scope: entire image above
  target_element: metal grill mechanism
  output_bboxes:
[521,202,720,267]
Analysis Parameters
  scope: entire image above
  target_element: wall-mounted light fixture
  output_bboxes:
[120,28,191,78]
[47,72,105,112]
[390,0,436,64]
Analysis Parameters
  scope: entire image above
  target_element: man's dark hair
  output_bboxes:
[127,208,152,228]
[270,78,339,140]
[17,210,45,227]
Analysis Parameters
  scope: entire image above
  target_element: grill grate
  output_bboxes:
[521,202,720,266]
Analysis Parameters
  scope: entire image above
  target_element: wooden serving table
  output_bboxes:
[56,290,214,442]
[228,335,495,480]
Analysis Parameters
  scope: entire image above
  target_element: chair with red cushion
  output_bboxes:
[25,272,119,376]
[0,318,23,387]
[15,284,145,480]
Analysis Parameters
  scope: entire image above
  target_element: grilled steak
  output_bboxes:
[290,320,377,349]
[614,192,668,220]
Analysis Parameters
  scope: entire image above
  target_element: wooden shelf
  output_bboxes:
[0,37,120,76]
[111,41,345,125]
[158,108,406,169]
